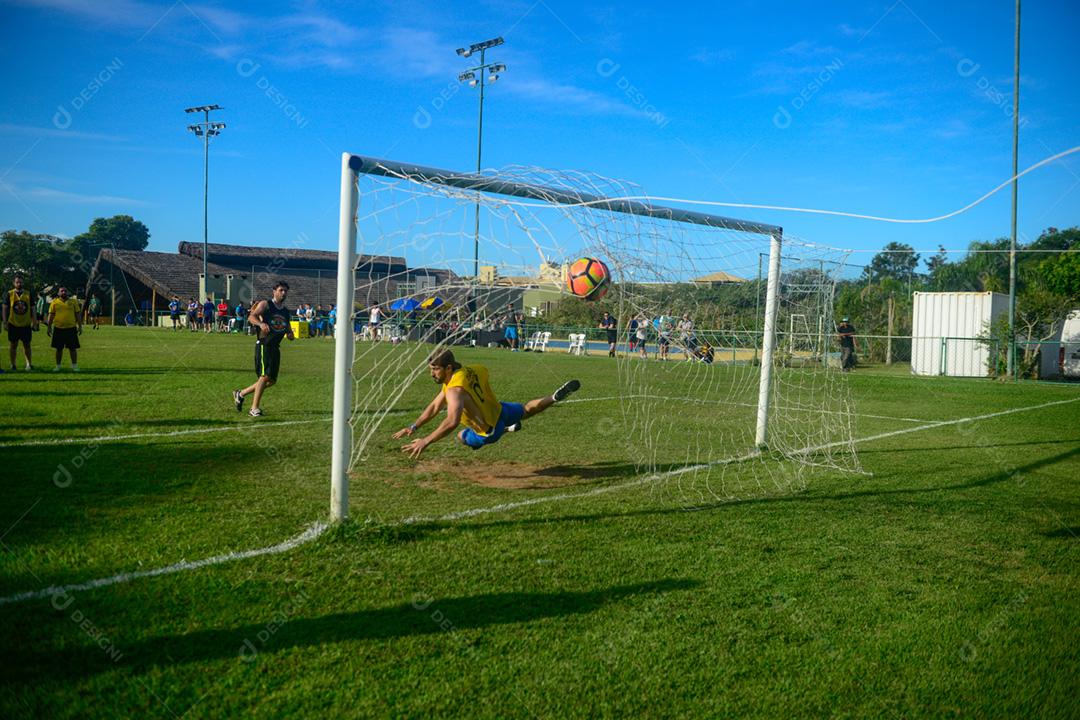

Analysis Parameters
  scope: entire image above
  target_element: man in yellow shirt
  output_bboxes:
[394,348,580,458]
[4,274,38,371]
[46,286,83,372]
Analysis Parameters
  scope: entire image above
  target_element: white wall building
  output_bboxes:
[912,292,1009,377]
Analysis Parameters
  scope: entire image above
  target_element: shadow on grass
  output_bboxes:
[4,578,698,682]
[384,444,1080,540]
[1042,526,1080,539]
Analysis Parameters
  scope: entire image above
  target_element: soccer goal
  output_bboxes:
[331,153,857,520]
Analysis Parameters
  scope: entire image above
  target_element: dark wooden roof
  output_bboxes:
[178,242,406,273]
[85,247,460,310]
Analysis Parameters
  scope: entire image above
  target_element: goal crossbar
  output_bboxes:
[347,154,783,237]
[331,152,786,521]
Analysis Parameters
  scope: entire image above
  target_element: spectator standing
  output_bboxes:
[678,314,696,359]
[628,317,638,353]
[202,297,216,334]
[217,298,229,332]
[837,317,857,372]
[84,294,102,329]
[504,304,520,351]
[4,274,37,371]
[234,300,247,334]
[636,315,648,359]
[47,286,82,371]
[599,311,617,358]
[369,304,383,341]
[658,317,671,361]
[328,304,337,338]
[187,298,199,332]
[168,296,181,330]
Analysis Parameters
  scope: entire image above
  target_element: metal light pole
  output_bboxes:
[1006,0,1021,379]
[456,37,507,278]
[185,104,226,298]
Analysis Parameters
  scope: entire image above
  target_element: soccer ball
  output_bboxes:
[566,257,610,300]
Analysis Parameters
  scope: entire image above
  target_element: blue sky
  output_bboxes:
[1,0,1078,276]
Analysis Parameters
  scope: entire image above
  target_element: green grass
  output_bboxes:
[1,326,1078,718]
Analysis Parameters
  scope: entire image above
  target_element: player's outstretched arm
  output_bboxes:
[393,391,446,439]
[401,389,462,458]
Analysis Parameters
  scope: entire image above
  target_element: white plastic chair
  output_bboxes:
[537,331,552,352]
[524,331,543,350]
[568,333,586,355]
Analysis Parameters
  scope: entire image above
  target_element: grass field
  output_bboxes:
[2,326,1079,718]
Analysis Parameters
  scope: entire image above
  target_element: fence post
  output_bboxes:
[886,294,894,365]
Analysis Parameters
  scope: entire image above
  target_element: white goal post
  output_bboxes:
[331,152,785,521]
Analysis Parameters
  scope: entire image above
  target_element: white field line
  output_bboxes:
[0,419,331,448]
[0,522,329,606]
[1,395,1076,606]
[0,409,407,449]
[566,394,934,424]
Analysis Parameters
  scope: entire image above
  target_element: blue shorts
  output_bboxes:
[460,402,525,449]
[504,326,518,340]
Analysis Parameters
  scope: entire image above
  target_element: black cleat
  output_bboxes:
[233,389,244,412]
[552,379,581,403]
[506,421,522,433]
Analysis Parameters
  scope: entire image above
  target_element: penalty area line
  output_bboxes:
[1,395,1075,606]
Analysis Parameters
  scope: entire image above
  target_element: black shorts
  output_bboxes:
[170,312,180,320]
[606,329,617,343]
[51,327,80,350]
[7,325,31,344]
[255,342,281,381]
[658,336,669,347]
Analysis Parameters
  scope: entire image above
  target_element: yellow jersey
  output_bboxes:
[442,365,501,435]
[49,298,81,329]
[7,290,32,327]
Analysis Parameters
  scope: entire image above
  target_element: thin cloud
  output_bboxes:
[832,90,894,110]
[18,185,150,206]
[0,124,128,142]
[689,48,736,65]
[781,40,840,58]
[507,77,656,119]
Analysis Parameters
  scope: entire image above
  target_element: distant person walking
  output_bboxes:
[47,286,82,371]
[837,316,857,372]
[4,274,37,371]
[599,311,617,358]
[234,281,295,417]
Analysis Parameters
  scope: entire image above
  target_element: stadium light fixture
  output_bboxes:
[456,36,508,278]
[184,104,226,291]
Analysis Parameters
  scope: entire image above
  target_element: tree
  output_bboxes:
[861,242,920,284]
[0,230,68,291]
[73,215,150,253]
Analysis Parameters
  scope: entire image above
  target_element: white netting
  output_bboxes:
[344,159,860,508]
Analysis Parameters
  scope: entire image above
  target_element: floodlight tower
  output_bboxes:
[456,37,507,278]
[185,104,226,292]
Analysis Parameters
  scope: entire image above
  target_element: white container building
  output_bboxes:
[912,292,1009,377]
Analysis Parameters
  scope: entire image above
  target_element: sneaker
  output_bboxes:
[52,366,61,372]
[506,421,522,433]
[249,408,263,417]
[552,379,581,403]
[25,364,32,371]
[233,389,244,412]
[72,365,80,372]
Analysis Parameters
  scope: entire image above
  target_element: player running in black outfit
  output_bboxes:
[233,281,294,417]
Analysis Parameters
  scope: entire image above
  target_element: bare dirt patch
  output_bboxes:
[409,459,600,490]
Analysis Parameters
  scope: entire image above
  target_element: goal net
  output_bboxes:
[330,153,860,520]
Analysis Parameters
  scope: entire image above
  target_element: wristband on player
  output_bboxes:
[409,423,418,432]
